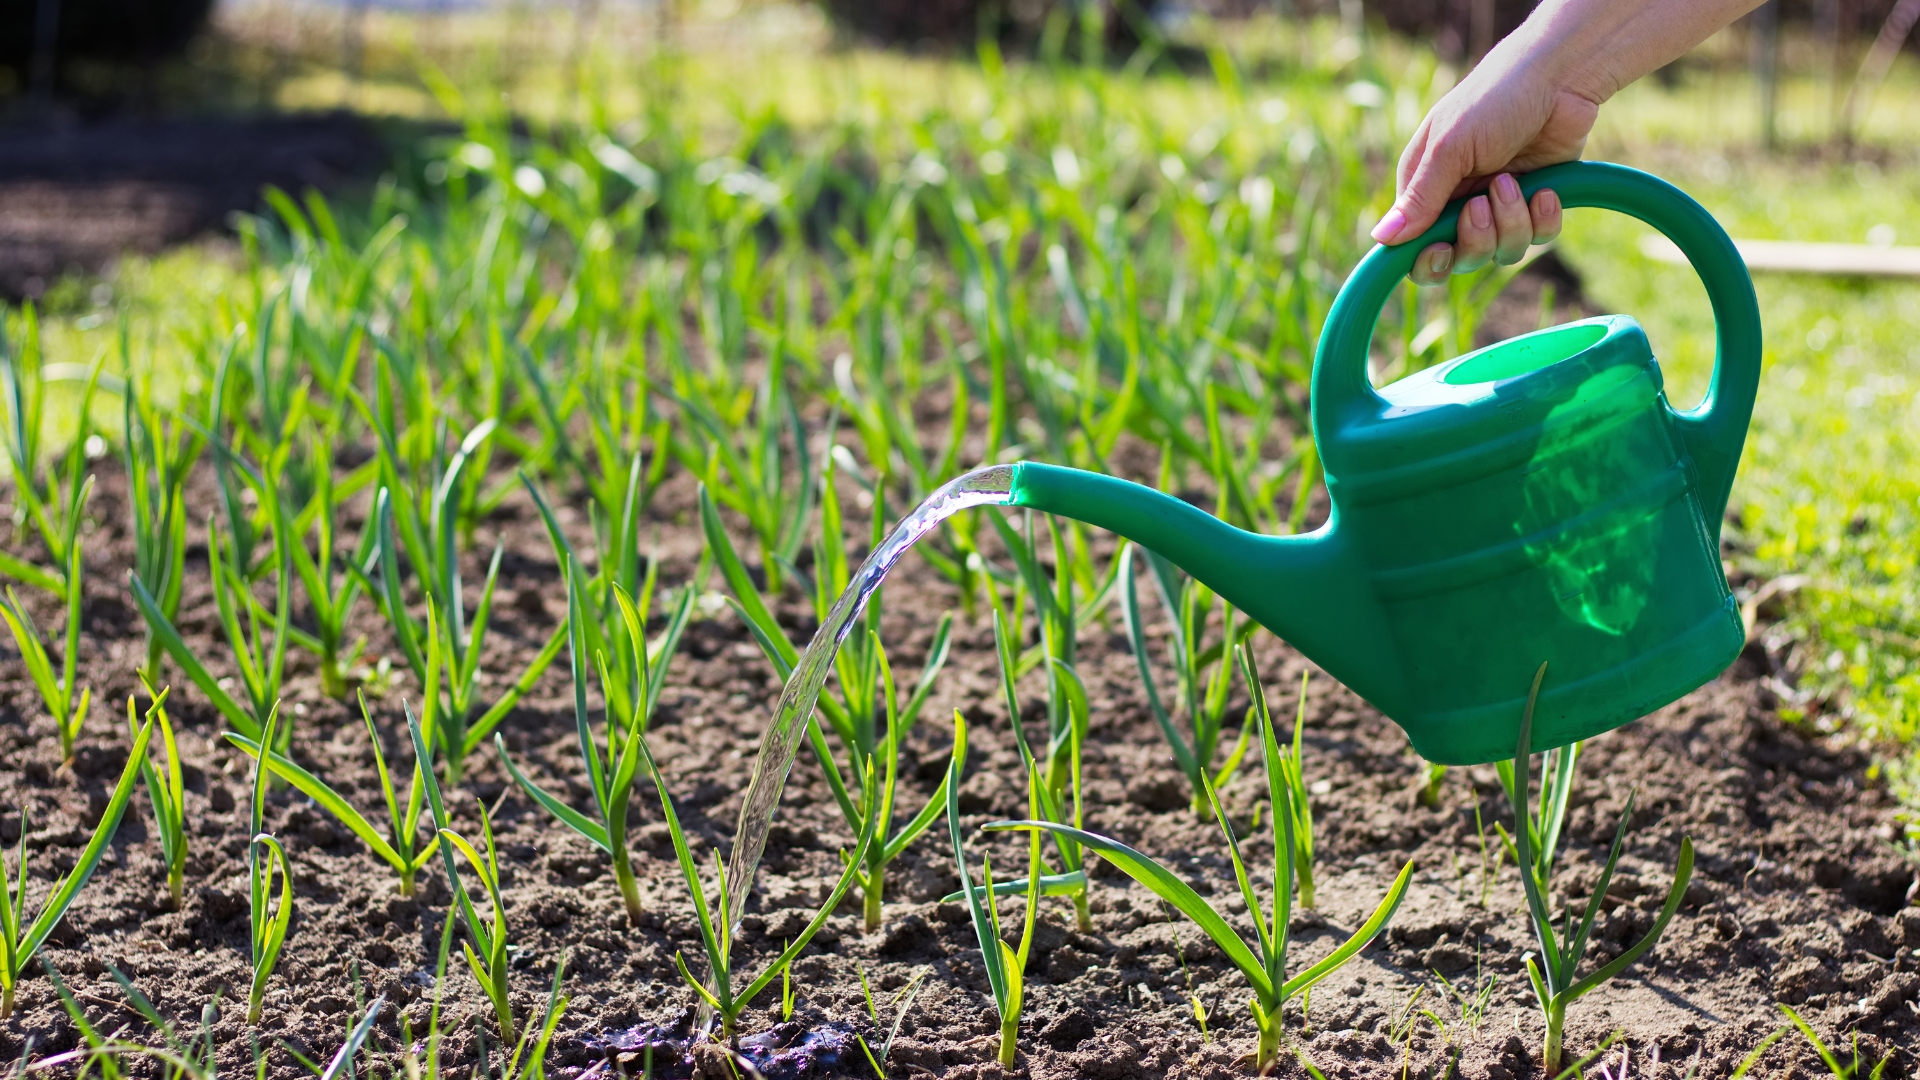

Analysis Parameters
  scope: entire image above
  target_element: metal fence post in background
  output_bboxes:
[1752,0,1780,149]
[30,0,61,101]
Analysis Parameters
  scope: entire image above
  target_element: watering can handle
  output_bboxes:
[1312,160,1762,524]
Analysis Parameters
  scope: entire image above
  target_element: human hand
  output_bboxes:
[1369,45,1600,285]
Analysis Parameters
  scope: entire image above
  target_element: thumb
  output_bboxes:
[1372,140,1473,245]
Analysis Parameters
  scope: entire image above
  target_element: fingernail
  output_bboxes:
[1431,247,1452,276]
[1371,206,1408,243]
[1538,189,1560,216]
[1468,196,1491,230]
[1494,173,1521,203]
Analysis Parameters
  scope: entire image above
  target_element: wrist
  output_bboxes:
[1493,0,1636,107]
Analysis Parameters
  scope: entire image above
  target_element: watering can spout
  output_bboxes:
[1008,461,1406,716]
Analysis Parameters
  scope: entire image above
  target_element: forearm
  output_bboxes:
[1501,0,1769,105]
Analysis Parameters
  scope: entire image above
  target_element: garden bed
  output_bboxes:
[0,450,1915,1080]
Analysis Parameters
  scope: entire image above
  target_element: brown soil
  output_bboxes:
[0,426,1916,1080]
[0,112,389,299]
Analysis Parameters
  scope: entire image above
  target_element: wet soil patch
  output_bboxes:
[0,452,1914,1079]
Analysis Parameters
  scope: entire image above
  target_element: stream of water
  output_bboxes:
[720,464,1018,936]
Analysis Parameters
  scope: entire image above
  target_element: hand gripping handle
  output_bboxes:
[1310,161,1762,523]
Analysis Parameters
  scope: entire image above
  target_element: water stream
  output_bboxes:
[720,465,1018,936]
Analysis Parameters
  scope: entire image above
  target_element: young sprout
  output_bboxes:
[1119,542,1254,817]
[0,322,103,600]
[0,714,151,1017]
[129,684,188,908]
[990,643,1414,1072]
[948,730,1044,1068]
[521,448,677,734]
[130,456,293,744]
[945,611,1096,928]
[944,613,1096,929]
[1388,985,1426,1078]
[643,730,878,1043]
[1472,802,1503,909]
[498,553,695,925]
[702,478,958,932]
[407,695,528,1044]
[372,482,566,782]
[245,705,295,1025]
[350,353,566,781]
[1429,942,1497,1043]
[1501,663,1695,1073]
[227,691,436,897]
[399,896,461,1080]
[1270,668,1316,909]
[1778,1003,1888,1079]
[674,344,818,595]
[286,424,377,699]
[854,968,930,1079]
[1417,761,1447,808]
[43,956,132,1080]
[0,576,89,763]
[437,804,518,1043]
[473,955,570,1080]
[105,960,241,1080]
[122,362,204,684]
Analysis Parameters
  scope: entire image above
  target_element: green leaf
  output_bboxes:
[939,870,1086,904]
[495,734,611,851]
[225,732,408,870]
[1119,544,1198,782]
[246,834,296,1017]
[0,550,60,595]
[1278,858,1414,999]
[699,483,796,669]
[1564,837,1694,1002]
[128,571,259,737]
[945,712,1010,1011]
[462,618,569,755]
[987,819,1271,1000]
[21,718,152,957]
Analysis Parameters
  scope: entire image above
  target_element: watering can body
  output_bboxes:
[1008,162,1762,765]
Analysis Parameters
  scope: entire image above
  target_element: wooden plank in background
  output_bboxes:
[1640,235,1920,277]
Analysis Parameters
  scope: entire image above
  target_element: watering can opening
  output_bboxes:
[1440,320,1611,386]
[1009,162,1763,767]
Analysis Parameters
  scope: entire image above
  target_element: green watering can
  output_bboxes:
[1006,161,1762,764]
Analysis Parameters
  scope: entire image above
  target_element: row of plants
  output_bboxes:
[0,35,1880,1080]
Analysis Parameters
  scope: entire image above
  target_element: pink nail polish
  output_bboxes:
[1468,196,1491,230]
[1538,189,1560,215]
[1495,173,1521,203]
[1371,207,1408,243]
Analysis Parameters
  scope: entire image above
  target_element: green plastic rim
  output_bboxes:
[1442,321,1610,386]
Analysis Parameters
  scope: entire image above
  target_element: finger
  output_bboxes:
[1489,173,1532,265]
[1409,243,1454,287]
[1529,188,1562,244]
[1395,120,1431,195]
[1373,131,1469,244]
[1452,195,1496,273]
